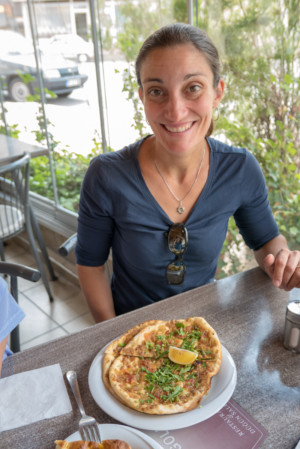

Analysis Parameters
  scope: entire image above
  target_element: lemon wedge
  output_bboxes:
[168,346,197,365]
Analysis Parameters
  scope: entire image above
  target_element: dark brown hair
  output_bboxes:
[135,23,221,89]
[135,23,222,136]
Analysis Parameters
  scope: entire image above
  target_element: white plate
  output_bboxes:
[66,423,163,449]
[88,343,237,431]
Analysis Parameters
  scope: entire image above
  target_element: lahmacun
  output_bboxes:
[102,317,222,415]
[102,320,165,402]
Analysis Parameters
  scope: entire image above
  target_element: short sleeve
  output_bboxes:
[75,156,114,266]
[234,151,279,250]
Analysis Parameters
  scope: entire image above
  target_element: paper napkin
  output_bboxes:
[0,363,72,432]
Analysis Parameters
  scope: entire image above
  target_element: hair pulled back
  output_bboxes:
[135,23,221,89]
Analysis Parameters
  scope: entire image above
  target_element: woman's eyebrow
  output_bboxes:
[143,77,163,84]
[142,72,208,84]
[184,72,208,80]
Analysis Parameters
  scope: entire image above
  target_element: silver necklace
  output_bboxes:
[154,142,206,214]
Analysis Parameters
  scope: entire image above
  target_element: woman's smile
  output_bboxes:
[162,121,195,133]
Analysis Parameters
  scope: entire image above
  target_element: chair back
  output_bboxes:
[0,153,30,241]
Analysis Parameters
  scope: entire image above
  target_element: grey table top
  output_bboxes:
[0,134,48,164]
[1,267,299,449]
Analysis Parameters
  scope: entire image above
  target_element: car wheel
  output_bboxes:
[8,77,31,102]
[78,53,88,63]
[56,92,72,98]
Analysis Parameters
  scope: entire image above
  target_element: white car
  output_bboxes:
[43,34,94,63]
[0,30,88,101]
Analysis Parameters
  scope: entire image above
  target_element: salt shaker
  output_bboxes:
[283,300,300,353]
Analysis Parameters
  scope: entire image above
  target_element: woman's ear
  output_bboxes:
[138,87,144,103]
[213,78,225,107]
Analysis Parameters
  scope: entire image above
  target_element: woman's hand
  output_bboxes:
[263,249,300,291]
[254,235,300,291]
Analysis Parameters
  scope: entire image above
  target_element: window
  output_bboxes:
[0,0,298,275]
[0,0,178,223]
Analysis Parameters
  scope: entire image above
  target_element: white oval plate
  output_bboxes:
[88,343,237,431]
[66,423,163,449]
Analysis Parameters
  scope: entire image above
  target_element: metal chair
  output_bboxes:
[58,233,77,257]
[0,261,41,352]
[0,153,56,302]
[59,233,112,278]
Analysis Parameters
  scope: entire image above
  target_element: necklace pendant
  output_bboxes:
[177,202,185,214]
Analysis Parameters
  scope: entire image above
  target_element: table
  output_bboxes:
[1,267,300,449]
[0,133,49,164]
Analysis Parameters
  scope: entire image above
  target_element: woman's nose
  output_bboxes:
[165,93,186,121]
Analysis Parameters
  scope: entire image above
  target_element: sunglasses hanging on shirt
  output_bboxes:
[166,223,188,285]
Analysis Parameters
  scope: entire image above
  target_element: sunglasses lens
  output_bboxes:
[166,258,186,285]
[168,224,188,255]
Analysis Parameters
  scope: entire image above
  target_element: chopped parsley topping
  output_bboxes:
[145,324,207,359]
[181,329,202,352]
[139,359,195,404]
[157,334,166,341]
[175,322,185,335]
[176,322,185,328]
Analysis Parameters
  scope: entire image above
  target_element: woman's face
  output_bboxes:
[139,43,224,157]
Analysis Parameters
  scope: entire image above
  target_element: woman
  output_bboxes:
[0,277,25,375]
[76,23,300,323]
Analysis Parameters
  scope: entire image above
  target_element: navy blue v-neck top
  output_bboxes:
[76,136,279,315]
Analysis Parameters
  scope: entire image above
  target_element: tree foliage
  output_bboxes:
[194,0,300,275]
[116,0,173,62]
[28,146,106,211]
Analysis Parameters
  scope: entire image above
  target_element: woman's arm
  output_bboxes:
[254,234,300,291]
[76,264,116,323]
[0,337,8,376]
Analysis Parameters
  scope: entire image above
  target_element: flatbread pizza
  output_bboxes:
[108,354,212,414]
[102,317,222,415]
[102,320,165,401]
[120,317,221,375]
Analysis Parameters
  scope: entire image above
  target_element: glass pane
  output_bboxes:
[100,0,177,148]
[0,0,181,213]
[192,0,299,275]
[0,24,56,203]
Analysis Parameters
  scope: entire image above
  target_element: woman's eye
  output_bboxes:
[148,88,163,97]
[187,84,201,93]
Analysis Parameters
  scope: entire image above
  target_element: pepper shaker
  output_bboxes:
[283,300,300,353]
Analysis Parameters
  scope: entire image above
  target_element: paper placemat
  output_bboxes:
[144,399,267,449]
[0,363,72,432]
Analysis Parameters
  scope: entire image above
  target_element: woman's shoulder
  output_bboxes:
[81,138,148,191]
[90,137,146,168]
[208,136,248,156]
[208,137,259,172]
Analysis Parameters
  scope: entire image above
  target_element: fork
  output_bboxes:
[66,370,102,443]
